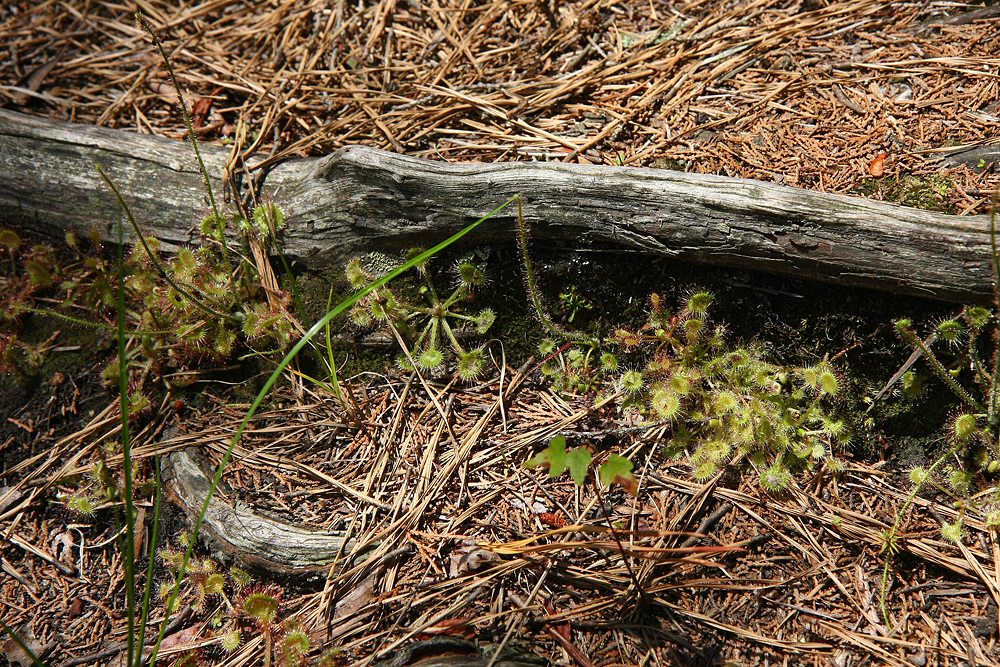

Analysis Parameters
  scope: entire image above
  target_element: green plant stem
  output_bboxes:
[968,325,991,389]
[590,469,647,609]
[898,324,984,411]
[879,443,961,627]
[441,318,464,353]
[114,208,137,667]
[324,285,345,407]
[989,185,1000,423]
[147,196,520,667]
[135,454,162,659]
[15,305,173,335]
[515,198,597,346]
[135,12,240,308]
[96,166,239,326]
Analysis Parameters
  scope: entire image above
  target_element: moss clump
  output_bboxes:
[860,173,954,213]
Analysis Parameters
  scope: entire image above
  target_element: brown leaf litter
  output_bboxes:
[3,364,1000,665]
[3,0,1000,665]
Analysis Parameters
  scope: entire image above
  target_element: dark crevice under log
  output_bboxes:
[0,107,993,303]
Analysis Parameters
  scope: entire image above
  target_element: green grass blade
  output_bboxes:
[115,204,137,667]
[324,285,344,406]
[0,620,46,667]
[147,196,519,667]
[135,455,163,659]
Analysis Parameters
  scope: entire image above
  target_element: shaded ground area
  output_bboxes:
[1,239,992,667]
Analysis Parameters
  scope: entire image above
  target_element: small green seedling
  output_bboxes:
[558,285,593,323]
[525,435,638,496]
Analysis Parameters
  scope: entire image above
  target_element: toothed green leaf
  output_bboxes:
[524,435,567,477]
[566,446,592,487]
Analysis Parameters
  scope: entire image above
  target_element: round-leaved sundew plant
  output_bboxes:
[606,291,848,490]
[345,250,496,380]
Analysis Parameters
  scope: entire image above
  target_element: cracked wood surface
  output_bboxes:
[163,448,372,575]
[0,107,992,303]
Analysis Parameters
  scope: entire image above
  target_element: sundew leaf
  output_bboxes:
[566,446,593,486]
[599,454,637,497]
[25,260,52,286]
[524,435,567,477]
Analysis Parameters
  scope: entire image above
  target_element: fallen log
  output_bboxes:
[162,448,375,575]
[0,107,993,303]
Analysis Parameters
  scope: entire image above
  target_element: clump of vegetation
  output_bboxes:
[515,197,846,491]
[0,202,301,399]
[875,185,1000,622]
[0,229,65,373]
[532,291,847,489]
[884,308,997,537]
[157,547,310,667]
[861,172,953,213]
[59,458,135,518]
[614,291,846,485]
[873,305,1000,622]
[345,250,496,379]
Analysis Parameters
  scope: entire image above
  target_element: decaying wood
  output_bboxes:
[0,108,993,303]
[163,448,373,574]
[372,638,546,667]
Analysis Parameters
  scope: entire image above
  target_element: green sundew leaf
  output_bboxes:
[456,261,487,287]
[566,446,592,487]
[200,214,224,239]
[524,435,567,477]
[967,306,991,328]
[457,349,485,380]
[600,352,619,372]
[476,308,496,333]
[901,370,922,396]
[25,260,52,286]
[819,370,838,396]
[685,291,713,316]
[418,347,444,369]
[203,573,226,596]
[253,203,285,237]
[0,229,20,250]
[403,247,429,275]
[599,454,637,496]
[177,247,197,269]
[935,318,963,343]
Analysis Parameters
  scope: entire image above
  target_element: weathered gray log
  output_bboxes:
[163,448,374,575]
[372,638,548,667]
[0,107,993,303]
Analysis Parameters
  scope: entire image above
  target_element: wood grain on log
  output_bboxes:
[163,448,373,575]
[0,107,992,303]
[372,638,547,667]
